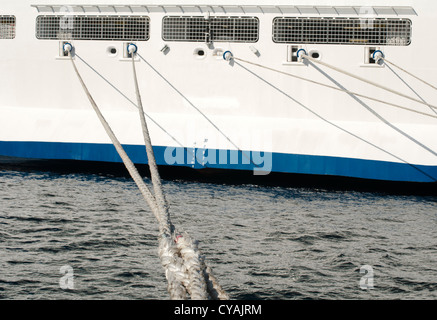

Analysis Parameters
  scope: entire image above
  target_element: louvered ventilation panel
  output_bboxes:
[0,16,16,39]
[273,17,411,46]
[162,16,259,43]
[36,15,150,41]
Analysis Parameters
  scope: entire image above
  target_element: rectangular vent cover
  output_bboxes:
[162,16,259,43]
[273,17,412,46]
[36,15,150,41]
[0,16,16,39]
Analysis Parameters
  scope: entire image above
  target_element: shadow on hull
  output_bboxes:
[1,157,437,196]
[0,157,437,196]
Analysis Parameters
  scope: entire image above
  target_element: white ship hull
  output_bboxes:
[1,0,437,183]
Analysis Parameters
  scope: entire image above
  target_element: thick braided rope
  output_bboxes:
[70,52,189,299]
[301,53,437,110]
[129,52,228,300]
[70,50,228,300]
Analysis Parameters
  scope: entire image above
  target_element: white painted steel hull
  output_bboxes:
[1,0,437,183]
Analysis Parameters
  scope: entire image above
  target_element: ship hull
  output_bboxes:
[1,0,437,185]
[1,140,437,183]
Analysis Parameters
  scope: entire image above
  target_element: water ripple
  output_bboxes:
[0,168,437,299]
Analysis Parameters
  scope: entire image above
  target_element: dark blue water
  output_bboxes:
[1,167,436,300]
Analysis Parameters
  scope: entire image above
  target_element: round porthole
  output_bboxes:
[309,50,321,60]
[194,47,207,59]
[107,46,118,57]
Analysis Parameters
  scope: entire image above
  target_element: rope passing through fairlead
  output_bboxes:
[229,54,437,120]
[296,50,437,110]
[65,42,228,300]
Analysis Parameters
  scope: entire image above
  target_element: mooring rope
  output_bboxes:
[229,53,437,159]
[130,46,170,226]
[128,46,228,300]
[233,56,437,119]
[136,53,257,168]
[382,57,437,92]
[67,44,228,300]
[74,53,186,151]
[300,53,437,111]
[227,53,437,182]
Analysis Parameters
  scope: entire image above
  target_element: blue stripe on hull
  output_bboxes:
[0,141,436,183]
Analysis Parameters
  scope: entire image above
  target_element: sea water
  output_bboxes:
[0,166,436,300]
